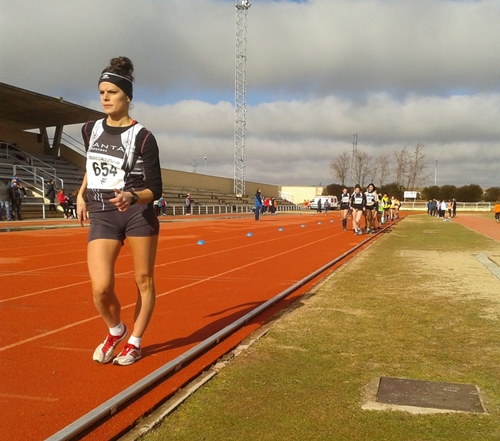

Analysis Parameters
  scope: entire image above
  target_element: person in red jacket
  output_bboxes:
[57,188,69,218]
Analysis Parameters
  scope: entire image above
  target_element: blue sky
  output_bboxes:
[1,0,500,188]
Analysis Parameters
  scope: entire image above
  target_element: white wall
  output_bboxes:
[279,186,325,204]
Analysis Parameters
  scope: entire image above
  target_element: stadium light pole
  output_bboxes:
[204,156,207,174]
[434,159,437,186]
[234,0,250,196]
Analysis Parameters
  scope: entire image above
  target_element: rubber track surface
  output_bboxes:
[451,213,500,242]
[0,213,389,440]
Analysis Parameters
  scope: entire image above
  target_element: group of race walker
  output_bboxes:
[319,183,401,235]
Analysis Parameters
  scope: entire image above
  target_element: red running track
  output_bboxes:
[451,213,500,242]
[0,213,390,440]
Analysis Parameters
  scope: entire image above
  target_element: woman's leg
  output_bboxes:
[365,209,373,231]
[353,209,362,232]
[87,238,122,328]
[351,209,358,231]
[371,209,378,230]
[127,235,159,339]
[341,209,347,229]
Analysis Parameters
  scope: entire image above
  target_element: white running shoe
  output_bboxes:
[113,343,142,366]
[93,326,128,364]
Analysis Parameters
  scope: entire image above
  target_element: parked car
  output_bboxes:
[309,196,338,210]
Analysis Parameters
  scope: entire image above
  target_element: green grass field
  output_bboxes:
[139,215,500,441]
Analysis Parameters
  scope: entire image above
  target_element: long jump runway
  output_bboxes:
[0,213,388,440]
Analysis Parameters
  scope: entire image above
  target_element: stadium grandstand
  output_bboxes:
[0,82,298,219]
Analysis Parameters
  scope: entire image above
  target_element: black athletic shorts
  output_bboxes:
[88,203,159,243]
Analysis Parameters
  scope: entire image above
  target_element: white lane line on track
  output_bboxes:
[0,228,338,353]
[0,224,300,282]
[0,280,91,303]
[41,346,89,352]
[0,393,59,403]
[0,222,339,303]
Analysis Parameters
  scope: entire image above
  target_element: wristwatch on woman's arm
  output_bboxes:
[130,191,138,205]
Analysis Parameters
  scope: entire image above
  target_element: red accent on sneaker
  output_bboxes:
[93,325,128,364]
[102,327,128,355]
[113,343,142,366]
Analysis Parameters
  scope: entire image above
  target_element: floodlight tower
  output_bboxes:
[234,0,250,196]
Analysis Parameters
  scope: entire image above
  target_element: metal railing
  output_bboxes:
[0,143,63,194]
[0,142,57,175]
[400,201,492,212]
[13,164,63,194]
[162,203,301,216]
[60,132,86,154]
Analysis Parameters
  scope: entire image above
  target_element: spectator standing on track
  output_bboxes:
[57,188,69,218]
[9,180,23,220]
[263,197,271,214]
[66,191,77,219]
[438,200,445,218]
[430,199,438,217]
[0,179,11,220]
[452,198,457,218]
[254,188,263,221]
[447,200,453,219]
[324,198,330,215]
[339,188,350,231]
[350,184,366,235]
[158,194,166,216]
[77,56,162,366]
[45,179,57,212]
[317,198,322,214]
[494,202,500,223]
[11,174,27,197]
[185,193,191,215]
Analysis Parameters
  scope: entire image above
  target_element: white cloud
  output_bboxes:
[2,0,500,189]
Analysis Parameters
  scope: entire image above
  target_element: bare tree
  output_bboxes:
[366,156,377,185]
[406,142,430,190]
[352,149,372,188]
[393,146,409,187]
[377,152,391,188]
[333,143,428,191]
[329,149,351,186]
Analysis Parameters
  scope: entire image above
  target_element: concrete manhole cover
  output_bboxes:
[376,377,485,413]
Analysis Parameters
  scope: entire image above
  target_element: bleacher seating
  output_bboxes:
[158,185,294,216]
[0,144,83,219]
[0,144,295,220]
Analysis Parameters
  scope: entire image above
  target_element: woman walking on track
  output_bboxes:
[339,188,350,231]
[76,56,163,366]
[254,188,263,221]
[364,183,378,234]
[350,184,366,235]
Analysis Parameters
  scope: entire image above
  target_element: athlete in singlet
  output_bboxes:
[381,193,390,224]
[77,56,162,366]
[364,183,378,233]
[350,184,366,235]
[339,188,350,231]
